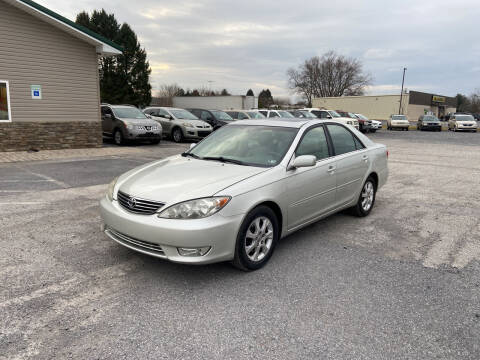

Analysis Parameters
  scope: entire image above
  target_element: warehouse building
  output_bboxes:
[0,0,121,152]
[312,91,456,121]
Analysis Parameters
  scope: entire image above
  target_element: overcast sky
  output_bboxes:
[41,0,479,98]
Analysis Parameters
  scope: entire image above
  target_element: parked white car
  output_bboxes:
[255,109,295,118]
[143,107,212,142]
[100,118,388,270]
[301,108,359,130]
[225,110,266,120]
[387,114,410,130]
[448,114,478,132]
[355,113,380,133]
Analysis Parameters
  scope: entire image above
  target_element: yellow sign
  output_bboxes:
[432,95,445,103]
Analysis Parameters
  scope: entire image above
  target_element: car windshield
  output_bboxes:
[246,111,265,118]
[112,107,147,119]
[348,112,357,118]
[456,115,474,121]
[392,115,407,120]
[356,114,368,120]
[328,110,341,118]
[277,111,294,118]
[211,110,233,121]
[423,116,439,121]
[188,125,298,167]
[170,109,198,120]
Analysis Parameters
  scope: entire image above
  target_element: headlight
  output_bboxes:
[106,177,118,201]
[158,196,231,219]
[124,123,134,129]
[347,121,352,125]
[182,122,194,128]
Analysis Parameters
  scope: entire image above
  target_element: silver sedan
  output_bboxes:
[100,119,389,270]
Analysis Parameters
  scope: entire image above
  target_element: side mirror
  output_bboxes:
[145,114,152,119]
[189,143,196,149]
[165,115,172,120]
[104,114,112,119]
[289,155,316,170]
[327,115,332,119]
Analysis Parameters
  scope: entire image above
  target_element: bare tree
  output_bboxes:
[287,51,371,105]
[158,83,183,98]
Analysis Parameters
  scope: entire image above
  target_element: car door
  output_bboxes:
[151,109,171,133]
[286,125,337,230]
[326,124,369,207]
[101,106,114,134]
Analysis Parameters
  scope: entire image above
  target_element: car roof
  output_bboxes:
[229,118,343,128]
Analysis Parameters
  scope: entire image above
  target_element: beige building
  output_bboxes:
[0,0,121,151]
[312,91,456,121]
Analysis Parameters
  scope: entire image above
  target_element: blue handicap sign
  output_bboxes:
[33,90,40,97]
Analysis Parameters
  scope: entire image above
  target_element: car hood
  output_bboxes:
[457,121,476,125]
[117,155,268,204]
[174,119,211,128]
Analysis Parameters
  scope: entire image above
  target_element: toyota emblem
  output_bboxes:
[127,197,137,209]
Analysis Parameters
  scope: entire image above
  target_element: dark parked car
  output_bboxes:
[337,110,372,133]
[188,109,235,130]
[417,115,442,131]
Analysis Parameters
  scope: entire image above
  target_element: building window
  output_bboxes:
[0,81,12,122]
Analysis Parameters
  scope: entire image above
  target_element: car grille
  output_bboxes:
[117,191,164,215]
[197,130,211,137]
[104,227,166,257]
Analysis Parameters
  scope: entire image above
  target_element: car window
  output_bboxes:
[238,112,249,120]
[296,126,330,161]
[327,124,358,155]
[259,111,268,116]
[201,111,212,121]
[157,109,169,117]
[268,111,279,118]
[226,111,237,119]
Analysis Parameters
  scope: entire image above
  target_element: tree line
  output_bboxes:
[456,92,480,113]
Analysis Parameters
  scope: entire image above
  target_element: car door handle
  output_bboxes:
[362,155,369,162]
[327,165,336,174]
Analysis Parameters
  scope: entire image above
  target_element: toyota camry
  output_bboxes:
[100,118,388,270]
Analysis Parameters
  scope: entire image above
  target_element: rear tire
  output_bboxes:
[232,206,279,271]
[351,176,377,217]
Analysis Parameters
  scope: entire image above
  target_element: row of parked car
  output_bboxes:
[101,103,478,146]
[100,103,385,145]
[385,113,478,132]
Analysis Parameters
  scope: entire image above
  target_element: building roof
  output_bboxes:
[4,0,122,55]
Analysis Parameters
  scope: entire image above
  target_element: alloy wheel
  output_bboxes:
[173,128,182,142]
[361,181,375,212]
[244,216,274,262]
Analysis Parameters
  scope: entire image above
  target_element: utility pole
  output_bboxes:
[399,67,407,114]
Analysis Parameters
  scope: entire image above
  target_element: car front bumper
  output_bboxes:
[100,197,243,264]
[125,129,162,140]
[420,124,441,130]
[183,127,212,139]
[456,126,477,131]
[390,122,409,128]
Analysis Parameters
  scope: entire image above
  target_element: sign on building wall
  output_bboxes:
[31,85,42,99]
[432,95,445,103]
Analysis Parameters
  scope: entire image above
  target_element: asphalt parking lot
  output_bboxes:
[1,130,479,359]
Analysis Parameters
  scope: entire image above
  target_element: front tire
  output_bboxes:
[232,206,279,271]
[351,177,376,217]
[172,127,183,143]
[113,129,124,145]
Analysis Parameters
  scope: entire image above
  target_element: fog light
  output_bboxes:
[177,247,211,257]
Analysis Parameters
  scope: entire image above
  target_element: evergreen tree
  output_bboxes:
[220,89,230,96]
[75,10,152,107]
[246,89,254,96]
[258,89,274,108]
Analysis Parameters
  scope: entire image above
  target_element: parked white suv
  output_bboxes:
[301,108,359,130]
[255,109,295,118]
[448,114,478,132]
[387,114,410,130]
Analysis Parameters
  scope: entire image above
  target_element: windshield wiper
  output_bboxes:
[181,152,200,159]
[202,156,246,165]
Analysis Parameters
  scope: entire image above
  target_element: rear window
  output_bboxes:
[392,115,407,120]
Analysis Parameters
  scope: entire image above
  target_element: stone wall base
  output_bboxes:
[0,121,102,152]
